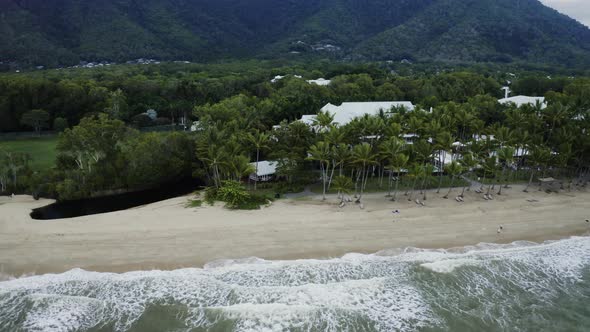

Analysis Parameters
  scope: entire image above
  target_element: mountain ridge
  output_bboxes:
[1,0,589,68]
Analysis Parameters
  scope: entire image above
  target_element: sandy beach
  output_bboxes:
[1,185,589,277]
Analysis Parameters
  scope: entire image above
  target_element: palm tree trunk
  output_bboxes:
[354,168,361,198]
[361,164,370,200]
[421,170,429,200]
[213,165,219,188]
[393,173,400,201]
[357,168,365,201]
[437,152,444,193]
[409,176,418,201]
[387,170,393,197]
[497,167,505,195]
[486,182,493,195]
[254,149,260,190]
[321,163,327,200]
[444,176,455,198]
[327,161,336,190]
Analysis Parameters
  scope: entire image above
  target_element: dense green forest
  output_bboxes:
[0,60,584,133]
[0,62,588,207]
[2,0,590,68]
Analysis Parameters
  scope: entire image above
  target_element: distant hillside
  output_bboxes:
[1,0,590,68]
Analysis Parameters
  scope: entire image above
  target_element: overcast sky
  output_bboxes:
[541,0,590,27]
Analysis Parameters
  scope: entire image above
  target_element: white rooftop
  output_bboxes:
[271,75,302,83]
[307,78,331,86]
[250,160,278,177]
[300,101,414,126]
[498,96,546,109]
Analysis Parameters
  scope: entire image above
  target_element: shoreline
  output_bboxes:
[1,185,589,278]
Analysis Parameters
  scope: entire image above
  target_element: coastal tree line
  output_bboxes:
[0,64,588,205]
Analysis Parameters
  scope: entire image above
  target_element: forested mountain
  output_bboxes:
[1,0,590,68]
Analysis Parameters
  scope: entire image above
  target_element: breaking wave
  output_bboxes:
[1,236,589,332]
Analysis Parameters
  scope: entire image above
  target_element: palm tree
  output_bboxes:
[352,143,378,202]
[5,152,29,190]
[412,139,434,199]
[247,130,270,190]
[472,138,495,191]
[332,175,353,205]
[407,115,424,137]
[497,146,515,195]
[443,161,463,199]
[379,137,405,197]
[555,143,574,190]
[383,122,402,138]
[420,163,435,201]
[434,131,454,193]
[308,142,331,200]
[494,126,514,148]
[329,144,351,191]
[228,154,255,182]
[324,126,346,146]
[458,152,477,197]
[483,157,498,195]
[407,164,423,201]
[390,153,409,201]
[312,110,335,133]
[543,103,569,144]
[453,105,476,140]
[202,146,228,188]
[524,146,551,192]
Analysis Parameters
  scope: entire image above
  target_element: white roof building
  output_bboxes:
[498,96,546,109]
[307,78,331,86]
[271,75,302,83]
[300,101,414,127]
[249,160,278,182]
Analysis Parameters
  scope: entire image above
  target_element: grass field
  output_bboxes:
[0,137,58,171]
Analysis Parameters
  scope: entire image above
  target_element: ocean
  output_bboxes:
[1,236,589,332]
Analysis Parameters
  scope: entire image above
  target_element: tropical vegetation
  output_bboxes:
[0,63,588,210]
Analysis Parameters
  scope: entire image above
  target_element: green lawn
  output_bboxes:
[0,136,58,171]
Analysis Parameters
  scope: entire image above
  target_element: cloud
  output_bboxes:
[540,0,590,27]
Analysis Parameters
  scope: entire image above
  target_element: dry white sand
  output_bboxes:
[1,185,589,276]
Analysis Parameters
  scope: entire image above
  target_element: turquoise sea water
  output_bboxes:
[1,236,589,332]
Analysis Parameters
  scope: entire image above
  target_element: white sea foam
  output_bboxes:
[420,258,481,273]
[0,236,589,332]
[21,294,105,332]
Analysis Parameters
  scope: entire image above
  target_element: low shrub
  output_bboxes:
[204,181,273,210]
[234,193,272,210]
[204,186,218,205]
[274,182,304,194]
[185,199,203,208]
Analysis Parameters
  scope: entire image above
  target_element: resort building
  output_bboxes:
[300,101,415,127]
[498,95,546,109]
[270,75,302,83]
[249,160,278,182]
[306,78,331,86]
